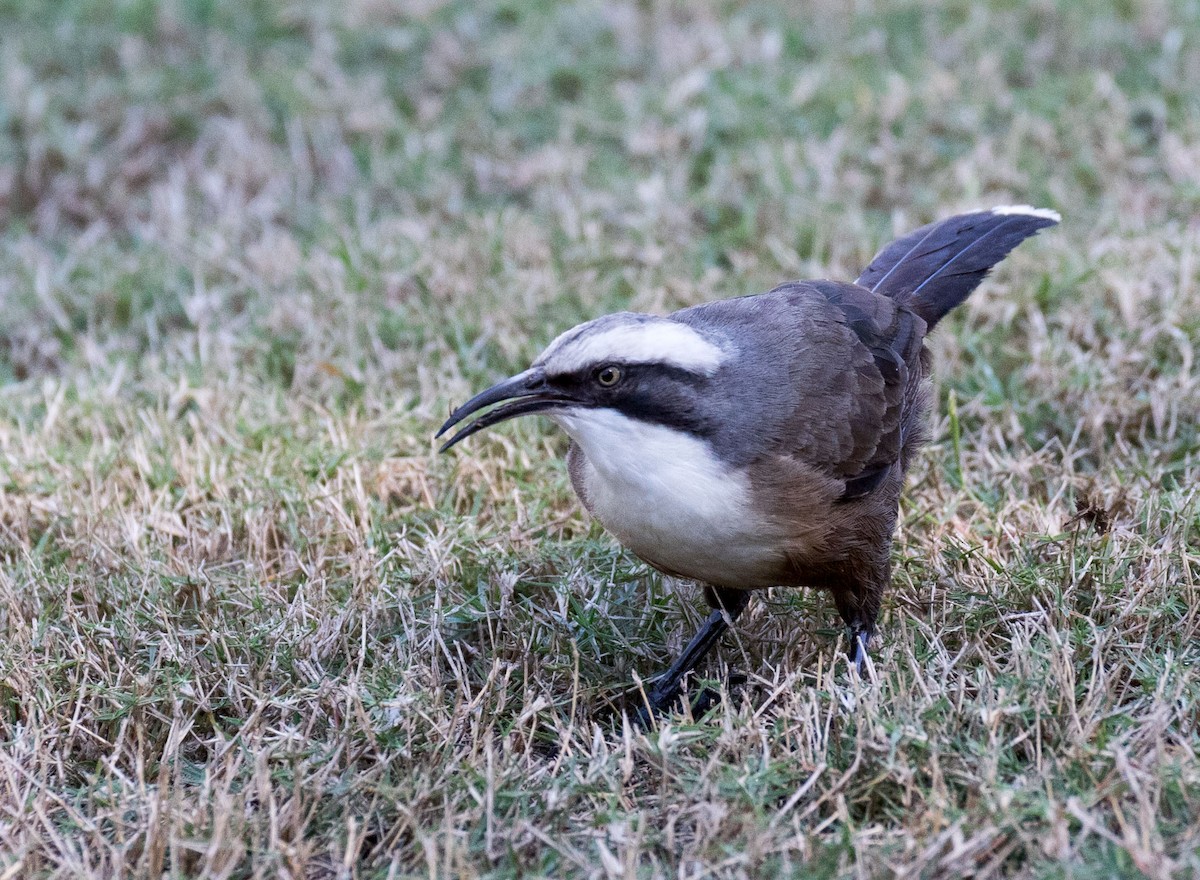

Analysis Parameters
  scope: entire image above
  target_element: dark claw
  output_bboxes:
[688,687,721,718]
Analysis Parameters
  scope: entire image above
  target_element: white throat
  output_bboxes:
[548,407,782,587]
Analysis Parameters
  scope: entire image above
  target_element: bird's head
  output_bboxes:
[436,313,728,451]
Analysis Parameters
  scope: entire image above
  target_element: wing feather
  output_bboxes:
[673,281,926,500]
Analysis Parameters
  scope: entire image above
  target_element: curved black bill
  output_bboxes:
[436,368,571,452]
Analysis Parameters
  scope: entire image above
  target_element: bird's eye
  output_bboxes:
[596,365,622,387]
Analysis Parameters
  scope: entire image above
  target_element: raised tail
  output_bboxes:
[855,205,1060,330]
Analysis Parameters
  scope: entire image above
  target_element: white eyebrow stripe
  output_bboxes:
[542,320,726,375]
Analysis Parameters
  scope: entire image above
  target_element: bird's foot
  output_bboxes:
[631,702,661,729]
[689,671,747,717]
[847,626,873,675]
[631,671,747,728]
[628,605,741,728]
[631,679,683,728]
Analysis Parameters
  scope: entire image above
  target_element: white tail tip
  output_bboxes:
[991,204,1062,222]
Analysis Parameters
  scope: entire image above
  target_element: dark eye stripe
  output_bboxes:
[547,362,711,396]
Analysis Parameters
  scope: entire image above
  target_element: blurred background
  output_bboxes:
[3,0,1197,395]
[1,1,1198,877]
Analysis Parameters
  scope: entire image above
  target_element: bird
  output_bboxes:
[437,205,1059,722]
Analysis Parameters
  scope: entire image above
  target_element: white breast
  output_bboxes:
[550,408,784,588]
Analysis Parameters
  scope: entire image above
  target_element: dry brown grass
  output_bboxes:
[1,0,1198,877]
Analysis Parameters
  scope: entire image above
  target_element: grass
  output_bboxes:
[1,0,1198,876]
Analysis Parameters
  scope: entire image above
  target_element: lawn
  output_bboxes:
[1,0,1198,877]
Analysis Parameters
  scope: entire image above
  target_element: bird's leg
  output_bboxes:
[633,588,750,726]
[833,587,878,675]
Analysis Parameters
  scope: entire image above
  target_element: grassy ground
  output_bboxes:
[2,0,1199,876]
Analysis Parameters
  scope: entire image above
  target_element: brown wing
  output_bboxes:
[676,281,926,499]
[803,281,925,498]
[749,281,924,494]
